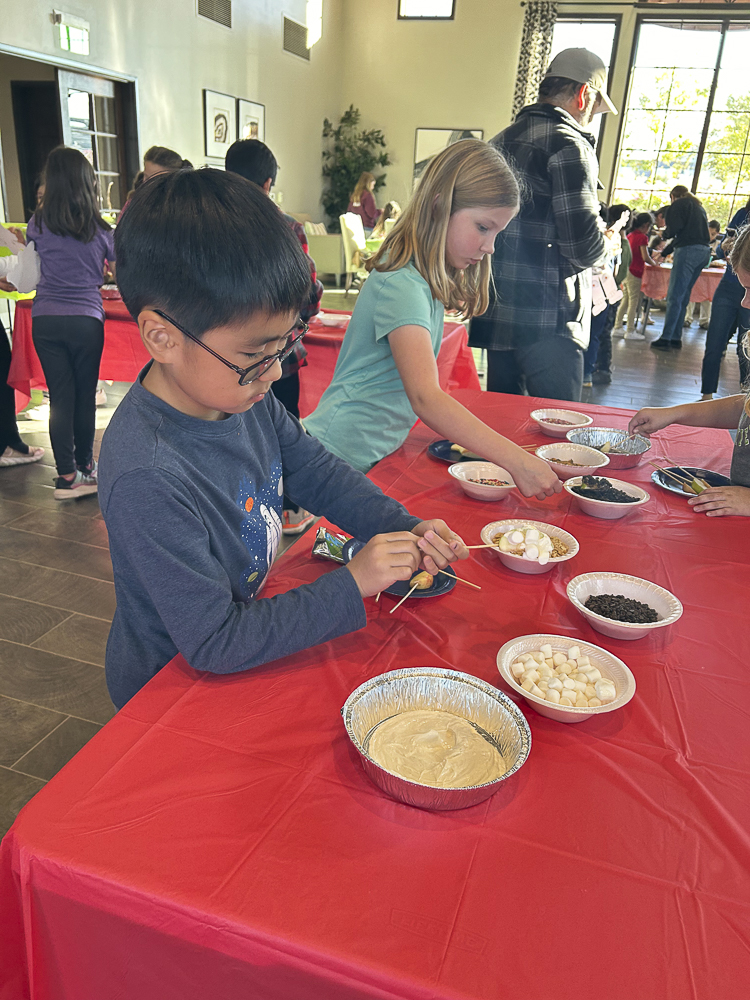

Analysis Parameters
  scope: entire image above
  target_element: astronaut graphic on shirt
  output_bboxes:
[236,459,283,600]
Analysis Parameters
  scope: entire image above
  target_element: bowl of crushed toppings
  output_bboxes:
[497,635,636,723]
[567,572,683,640]
[535,443,610,480]
[530,408,593,438]
[342,667,531,810]
[566,427,651,469]
[448,462,515,501]
[564,475,650,519]
[480,519,579,575]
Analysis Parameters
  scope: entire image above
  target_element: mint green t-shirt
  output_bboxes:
[305,264,445,472]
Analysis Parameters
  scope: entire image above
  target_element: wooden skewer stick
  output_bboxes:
[663,458,699,482]
[647,461,691,487]
[375,592,381,602]
[465,543,498,550]
[437,569,482,590]
[390,582,419,614]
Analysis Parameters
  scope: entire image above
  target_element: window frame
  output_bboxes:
[397,0,455,21]
[611,12,750,217]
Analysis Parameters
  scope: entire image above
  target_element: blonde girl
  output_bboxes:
[347,171,379,231]
[629,225,750,517]
[306,140,561,499]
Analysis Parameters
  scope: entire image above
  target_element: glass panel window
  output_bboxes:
[98,175,122,211]
[70,131,94,164]
[68,90,92,132]
[96,136,119,174]
[94,96,117,136]
[398,0,454,18]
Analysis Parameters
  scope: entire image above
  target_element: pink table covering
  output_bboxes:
[641,262,725,302]
[1,391,748,1000]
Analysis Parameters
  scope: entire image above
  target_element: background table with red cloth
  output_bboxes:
[8,303,479,415]
[2,391,749,1000]
[641,261,725,302]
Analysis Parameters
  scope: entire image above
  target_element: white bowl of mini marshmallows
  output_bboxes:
[481,519,579,575]
[497,634,636,724]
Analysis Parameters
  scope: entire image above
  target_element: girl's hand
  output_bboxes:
[687,486,750,517]
[8,227,26,246]
[511,452,562,500]
[628,407,673,437]
[0,278,16,293]
[412,520,468,573]
[346,531,421,599]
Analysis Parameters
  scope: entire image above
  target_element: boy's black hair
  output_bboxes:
[115,168,310,337]
[607,203,630,226]
[225,140,278,188]
[708,219,721,230]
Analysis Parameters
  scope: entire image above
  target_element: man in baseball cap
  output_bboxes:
[544,47,618,117]
[468,48,616,401]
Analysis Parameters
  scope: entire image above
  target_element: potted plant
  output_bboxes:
[321,106,390,232]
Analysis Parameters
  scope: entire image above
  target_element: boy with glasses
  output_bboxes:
[99,169,467,709]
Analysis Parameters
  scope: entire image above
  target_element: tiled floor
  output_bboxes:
[0,294,744,836]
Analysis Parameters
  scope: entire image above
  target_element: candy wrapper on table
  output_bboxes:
[311,526,351,564]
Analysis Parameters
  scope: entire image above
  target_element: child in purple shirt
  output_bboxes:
[26,145,115,499]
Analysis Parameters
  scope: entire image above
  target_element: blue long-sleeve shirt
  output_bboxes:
[714,208,749,292]
[99,366,420,708]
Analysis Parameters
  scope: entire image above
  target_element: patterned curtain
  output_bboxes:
[511,2,559,121]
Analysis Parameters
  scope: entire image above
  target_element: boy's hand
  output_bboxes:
[688,485,750,517]
[412,519,468,573]
[345,531,422,598]
[511,452,562,500]
[628,407,673,436]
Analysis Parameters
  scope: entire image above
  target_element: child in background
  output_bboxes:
[225,138,324,535]
[614,212,656,340]
[306,140,560,500]
[628,226,750,518]
[372,201,402,238]
[99,169,468,708]
[347,172,379,232]
[26,146,115,499]
[697,219,722,330]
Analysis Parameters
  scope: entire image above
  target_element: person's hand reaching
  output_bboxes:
[0,278,16,294]
[687,485,750,517]
[411,519,468,574]
[510,451,562,500]
[628,407,674,437]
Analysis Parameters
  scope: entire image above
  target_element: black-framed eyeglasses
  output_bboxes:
[153,309,308,386]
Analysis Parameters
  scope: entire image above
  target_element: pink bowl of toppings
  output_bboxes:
[448,462,515,501]
[530,408,593,438]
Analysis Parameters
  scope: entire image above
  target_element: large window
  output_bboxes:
[550,18,618,144]
[613,19,750,225]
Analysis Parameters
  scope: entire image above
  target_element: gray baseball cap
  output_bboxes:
[544,48,618,114]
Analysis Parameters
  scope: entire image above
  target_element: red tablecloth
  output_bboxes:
[641,262,725,302]
[2,391,749,1000]
[8,304,479,415]
[8,298,151,412]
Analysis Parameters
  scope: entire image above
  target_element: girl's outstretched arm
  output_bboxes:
[389,325,562,500]
[629,395,746,436]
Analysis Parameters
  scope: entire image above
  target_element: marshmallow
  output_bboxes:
[545,688,561,704]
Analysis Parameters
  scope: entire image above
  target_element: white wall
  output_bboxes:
[0,0,345,220]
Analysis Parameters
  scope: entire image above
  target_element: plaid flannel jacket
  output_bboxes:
[469,103,606,352]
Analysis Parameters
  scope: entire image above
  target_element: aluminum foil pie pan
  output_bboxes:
[342,667,531,810]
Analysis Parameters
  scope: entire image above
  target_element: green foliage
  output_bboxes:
[614,68,750,224]
[321,106,390,232]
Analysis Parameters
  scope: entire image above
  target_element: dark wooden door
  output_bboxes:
[10,81,63,221]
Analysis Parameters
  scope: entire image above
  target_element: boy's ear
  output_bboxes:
[138,309,180,363]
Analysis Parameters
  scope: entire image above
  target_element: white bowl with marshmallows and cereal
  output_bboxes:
[497,634,636,724]
[480,520,579,575]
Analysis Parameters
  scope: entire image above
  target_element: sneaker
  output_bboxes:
[591,371,612,385]
[281,508,315,535]
[95,388,108,407]
[646,317,655,325]
[624,330,646,340]
[54,469,98,500]
[0,445,44,467]
[612,327,625,337]
[582,376,593,388]
[21,403,50,421]
[699,323,709,330]
[672,340,682,349]
[650,339,671,351]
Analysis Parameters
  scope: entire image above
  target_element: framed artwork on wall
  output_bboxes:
[413,128,484,184]
[237,100,265,142]
[204,89,236,158]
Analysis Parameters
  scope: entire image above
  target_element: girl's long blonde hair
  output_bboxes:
[351,171,375,205]
[367,139,519,317]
